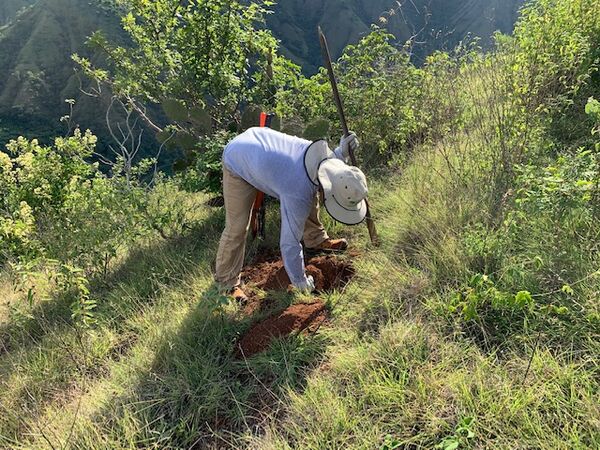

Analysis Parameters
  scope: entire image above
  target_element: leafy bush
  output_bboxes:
[388,1,600,355]
[1,131,96,263]
[448,273,536,346]
[75,0,302,193]
[447,99,600,350]
[82,0,278,122]
[512,0,600,145]
[278,27,427,166]
[0,130,148,271]
[176,130,234,195]
[0,130,155,326]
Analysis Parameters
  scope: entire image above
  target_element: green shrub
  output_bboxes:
[513,0,600,145]
[0,130,156,326]
[176,130,234,195]
[0,130,150,271]
[278,27,427,166]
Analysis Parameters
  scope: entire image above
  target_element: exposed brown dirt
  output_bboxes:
[235,254,355,356]
[241,294,278,317]
[242,255,355,292]
[236,301,327,358]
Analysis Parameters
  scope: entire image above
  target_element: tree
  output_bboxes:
[75,0,283,155]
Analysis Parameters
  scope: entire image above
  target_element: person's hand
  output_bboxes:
[294,275,315,293]
[339,132,359,160]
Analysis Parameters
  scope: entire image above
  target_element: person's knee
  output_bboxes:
[221,222,249,242]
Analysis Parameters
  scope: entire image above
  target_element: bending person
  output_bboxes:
[215,127,368,301]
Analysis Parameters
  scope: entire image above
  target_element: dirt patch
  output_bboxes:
[237,301,327,358]
[242,255,355,292]
[236,254,354,354]
[241,294,278,317]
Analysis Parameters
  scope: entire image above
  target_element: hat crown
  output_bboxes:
[333,166,368,211]
[316,157,368,225]
[304,140,333,185]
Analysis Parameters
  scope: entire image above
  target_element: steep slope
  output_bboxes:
[0,0,36,26]
[0,0,524,147]
[0,0,124,147]
[269,0,525,73]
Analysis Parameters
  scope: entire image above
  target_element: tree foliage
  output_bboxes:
[78,0,282,129]
[278,27,427,166]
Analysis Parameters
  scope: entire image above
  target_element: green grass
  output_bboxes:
[0,148,598,449]
[1,0,599,446]
[1,74,599,446]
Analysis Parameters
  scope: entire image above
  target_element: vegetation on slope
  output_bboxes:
[0,0,127,156]
[0,0,36,26]
[1,0,599,448]
[0,0,524,151]
[269,0,524,73]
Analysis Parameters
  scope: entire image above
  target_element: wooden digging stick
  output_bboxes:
[318,26,380,246]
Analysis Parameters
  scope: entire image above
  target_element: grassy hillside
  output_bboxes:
[0,150,598,448]
[1,1,598,447]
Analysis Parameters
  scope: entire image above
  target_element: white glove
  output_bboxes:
[294,275,315,293]
[338,132,359,160]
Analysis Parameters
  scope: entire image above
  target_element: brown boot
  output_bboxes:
[307,238,348,253]
[229,286,248,303]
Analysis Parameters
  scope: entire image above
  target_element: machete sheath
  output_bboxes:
[250,112,275,240]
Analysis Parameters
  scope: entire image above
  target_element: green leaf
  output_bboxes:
[241,105,262,131]
[176,132,197,150]
[163,99,189,123]
[189,107,212,135]
[303,118,330,140]
[445,441,459,450]
[515,290,533,308]
[469,273,483,288]
[585,97,600,116]
[561,284,574,296]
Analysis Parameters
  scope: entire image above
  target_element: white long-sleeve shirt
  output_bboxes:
[223,127,342,286]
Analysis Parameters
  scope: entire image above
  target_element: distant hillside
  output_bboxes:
[269,0,525,73]
[0,0,36,26]
[0,0,524,149]
[0,0,125,151]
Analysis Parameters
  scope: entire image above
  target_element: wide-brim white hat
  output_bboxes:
[304,140,333,185]
[318,159,368,226]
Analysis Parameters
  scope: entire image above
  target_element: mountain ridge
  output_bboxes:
[269,0,524,72]
[0,0,524,146]
[0,0,124,148]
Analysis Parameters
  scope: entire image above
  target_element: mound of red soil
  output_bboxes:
[242,255,355,292]
[237,301,327,358]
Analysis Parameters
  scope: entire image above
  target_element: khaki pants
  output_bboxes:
[215,166,329,289]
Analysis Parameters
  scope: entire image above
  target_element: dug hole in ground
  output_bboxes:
[236,254,356,358]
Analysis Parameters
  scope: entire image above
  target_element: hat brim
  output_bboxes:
[318,159,367,226]
[304,140,334,185]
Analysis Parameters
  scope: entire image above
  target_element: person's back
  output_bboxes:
[223,127,315,201]
[216,127,367,301]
